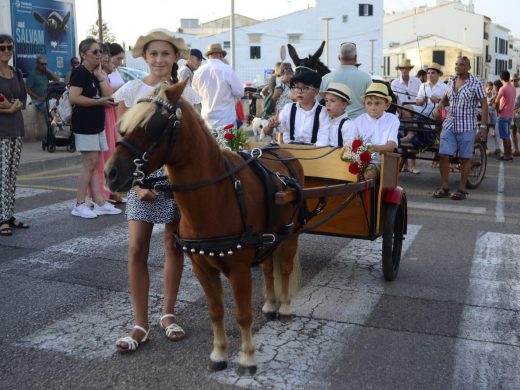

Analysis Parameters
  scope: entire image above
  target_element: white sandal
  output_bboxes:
[159,314,186,342]
[115,325,149,352]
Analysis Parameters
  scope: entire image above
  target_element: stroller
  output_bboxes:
[43,81,75,153]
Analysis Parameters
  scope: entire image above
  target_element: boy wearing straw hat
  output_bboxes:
[350,82,400,179]
[324,82,358,147]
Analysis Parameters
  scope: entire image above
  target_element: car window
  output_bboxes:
[118,67,148,82]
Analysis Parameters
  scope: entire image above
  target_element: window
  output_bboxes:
[359,4,373,16]
[432,50,445,66]
[248,33,262,44]
[223,41,231,49]
[342,15,349,23]
[287,34,302,44]
[250,46,261,59]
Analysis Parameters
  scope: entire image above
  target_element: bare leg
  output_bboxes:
[160,221,185,340]
[439,154,450,189]
[503,138,513,159]
[459,157,472,191]
[116,220,153,348]
[76,151,100,204]
[512,130,520,155]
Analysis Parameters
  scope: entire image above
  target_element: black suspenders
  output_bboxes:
[289,103,323,143]
[337,117,349,147]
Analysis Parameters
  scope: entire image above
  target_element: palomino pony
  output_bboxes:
[105,81,304,374]
[287,41,330,77]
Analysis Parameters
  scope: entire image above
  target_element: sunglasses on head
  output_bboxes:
[0,44,14,52]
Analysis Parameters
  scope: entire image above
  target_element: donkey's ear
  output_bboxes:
[165,79,188,103]
[287,44,300,66]
[310,41,326,63]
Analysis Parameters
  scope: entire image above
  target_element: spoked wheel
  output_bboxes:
[382,199,405,281]
[466,141,487,189]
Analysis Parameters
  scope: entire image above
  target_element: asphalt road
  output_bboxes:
[1,152,519,389]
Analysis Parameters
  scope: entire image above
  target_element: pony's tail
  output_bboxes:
[273,240,301,299]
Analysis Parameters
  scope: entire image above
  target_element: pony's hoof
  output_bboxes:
[278,313,294,322]
[237,364,257,376]
[209,360,228,371]
[263,311,278,321]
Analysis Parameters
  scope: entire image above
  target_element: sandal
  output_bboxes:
[115,325,149,352]
[160,314,186,342]
[8,217,29,229]
[432,187,450,198]
[0,221,13,237]
[451,189,468,200]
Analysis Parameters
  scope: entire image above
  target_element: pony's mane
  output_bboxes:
[119,83,169,134]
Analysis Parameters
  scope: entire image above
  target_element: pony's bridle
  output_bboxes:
[117,95,182,187]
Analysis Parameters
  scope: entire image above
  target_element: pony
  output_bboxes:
[105,80,304,375]
[287,41,331,77]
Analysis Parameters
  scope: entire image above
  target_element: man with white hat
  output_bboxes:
[192,43,243,130]
[391,59,421,105]
[415,63,448,116]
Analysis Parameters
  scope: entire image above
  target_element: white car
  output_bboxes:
[117,66,148,82]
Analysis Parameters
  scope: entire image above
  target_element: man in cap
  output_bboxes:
[179,48,205,112]
[320,42,372,119]
[192,43,243,129]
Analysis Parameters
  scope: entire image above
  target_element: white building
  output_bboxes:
[384,0,514,81]
[128,1,384,85]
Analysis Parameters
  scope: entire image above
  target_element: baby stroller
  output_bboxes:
[43,81,75,153]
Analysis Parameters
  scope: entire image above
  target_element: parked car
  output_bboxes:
[118,66,148,82]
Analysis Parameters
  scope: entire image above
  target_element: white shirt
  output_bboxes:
[192,59,243,128]
[327,112,358,147]
[391,76,422,105]
[108,68,125,92]
[113,79,196,108]
[352,112,400,165]
[416,81,448,114]
[278,101,330,146]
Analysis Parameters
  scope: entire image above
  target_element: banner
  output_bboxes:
[10,0,76,79]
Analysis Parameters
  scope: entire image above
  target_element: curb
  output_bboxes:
[19,153,82,175]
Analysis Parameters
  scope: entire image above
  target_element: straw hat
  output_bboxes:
[131,29,189,59]
[395,58,414,70]
[426,62,443,75]
[325,82,352,103]
[205,43,227,57]
[362,82,392,103]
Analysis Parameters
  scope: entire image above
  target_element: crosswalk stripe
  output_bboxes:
[452,232,520,388]
[408,201,487,215]
[15,187,53,199]
[211,225,422,388]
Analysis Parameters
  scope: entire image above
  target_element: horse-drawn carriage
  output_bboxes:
[105,80,407,374]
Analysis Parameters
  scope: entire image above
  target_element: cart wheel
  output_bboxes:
[382,199,405,281]
[47,144,56,153]
[466,141,487,189]
[66,144,76,153]
[41,140,47,150]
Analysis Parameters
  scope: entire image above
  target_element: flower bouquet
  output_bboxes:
[223,124,248,152]
[341,138,373,179]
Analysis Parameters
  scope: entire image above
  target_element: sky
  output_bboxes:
[74,0,520,46]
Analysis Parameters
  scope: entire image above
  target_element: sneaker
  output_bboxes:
[71,203,98,219]
[93,202,122,216]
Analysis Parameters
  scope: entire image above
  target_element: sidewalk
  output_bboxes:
[19,140,82,175]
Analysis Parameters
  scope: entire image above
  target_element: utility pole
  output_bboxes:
[321,17,333,67]
[230,0,235,70]
[97,0,103,42]
[369,39,376,74]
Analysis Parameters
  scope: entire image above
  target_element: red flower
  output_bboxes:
[223,124,235,130]
[359,151,372,165]
[348,162,361,175]
[224,132,235,140]
[0,95,4,102]
[352,139,363,152]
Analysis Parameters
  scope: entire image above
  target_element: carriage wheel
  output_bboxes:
[382,199,405,281]
[466,141,487,189]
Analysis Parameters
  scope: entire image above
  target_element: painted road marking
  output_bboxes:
[18,164,81,179]
[496,162,505,222]
[452,232,520,388]
[408,201,487,215]
[16,184,77,192]
[212,225,421,388]
[15,187,52,199]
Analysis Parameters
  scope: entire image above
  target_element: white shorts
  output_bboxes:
[74,130,108,152]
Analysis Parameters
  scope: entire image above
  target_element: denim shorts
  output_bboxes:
[74,130,108,152]
[497,117,512,139]
[439,128,475,158]
[488,108,497,126]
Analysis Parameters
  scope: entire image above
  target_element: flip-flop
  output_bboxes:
[433,187,450,198]
[8,217,29,229]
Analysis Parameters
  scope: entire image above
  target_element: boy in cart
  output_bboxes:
[347,82,400,180]
[323,82,358,147]
[263,70,330,146]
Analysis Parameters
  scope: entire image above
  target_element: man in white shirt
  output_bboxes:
[192,43,243,129]
[415,63,448,117]
[391,59,422,105]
